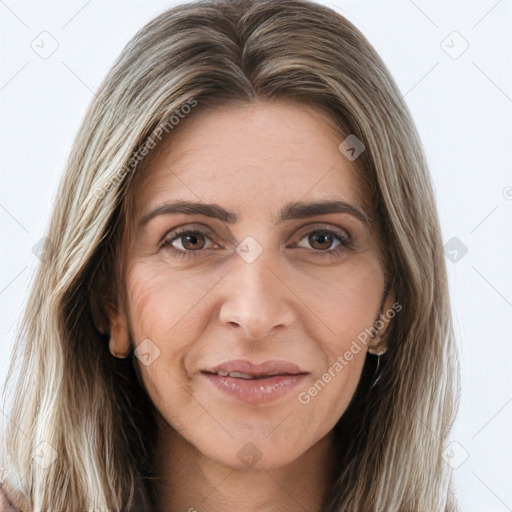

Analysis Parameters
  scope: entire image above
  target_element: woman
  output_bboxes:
[0,0,460,510]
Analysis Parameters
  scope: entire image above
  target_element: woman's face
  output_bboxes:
[114,99,392,470]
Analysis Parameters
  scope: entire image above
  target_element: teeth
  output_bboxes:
[227,371,254,379]
[216,371,280,379]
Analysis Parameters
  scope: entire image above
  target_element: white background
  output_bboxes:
[1,1,511,510]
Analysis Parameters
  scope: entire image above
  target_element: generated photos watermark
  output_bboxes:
[95,97,198,199]
[297,301,402,404]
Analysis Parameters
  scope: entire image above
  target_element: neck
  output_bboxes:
[153,415,337,512]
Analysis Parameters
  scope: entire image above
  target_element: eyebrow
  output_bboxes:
[139,199,371,228]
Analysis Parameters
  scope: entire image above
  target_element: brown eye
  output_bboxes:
[293,227,353,259]
[308,232,336,251]
[178,232,206,251]
[162,229,212,253]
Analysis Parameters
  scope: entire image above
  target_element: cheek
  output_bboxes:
[125,259,211,343]
[124,260,222,419]
[295,257,383,402]
[330,280,381,340]
[294,253,385,345]
[123,262,190,391]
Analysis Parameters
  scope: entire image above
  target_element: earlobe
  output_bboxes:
[368,323,388,356]
[108,320,132,358]
[368,283,396,355]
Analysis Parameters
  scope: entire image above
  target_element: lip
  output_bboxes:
[201,359,310,404]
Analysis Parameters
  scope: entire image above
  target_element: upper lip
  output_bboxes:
[202,359,309,377]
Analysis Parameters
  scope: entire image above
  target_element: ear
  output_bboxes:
[105,299,132,358]
[90,269,132,357]
[367,283,397,355]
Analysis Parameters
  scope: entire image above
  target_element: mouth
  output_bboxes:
[200,359,309,404]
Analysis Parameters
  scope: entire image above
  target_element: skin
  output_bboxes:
[104,99,394,512]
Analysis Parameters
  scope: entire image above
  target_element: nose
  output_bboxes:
[218,248,296,340]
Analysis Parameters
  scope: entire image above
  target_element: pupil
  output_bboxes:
[183,234,203,250]
[311,232,331,249]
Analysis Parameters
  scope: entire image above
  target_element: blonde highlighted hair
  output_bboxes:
[1,0,459,510]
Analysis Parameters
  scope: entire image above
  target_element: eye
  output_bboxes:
[293,227,353,256]
[161,227,218,258]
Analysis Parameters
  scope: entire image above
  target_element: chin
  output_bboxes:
[201,436,308,471]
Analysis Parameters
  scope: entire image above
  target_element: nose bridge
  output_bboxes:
[218,244,294,339]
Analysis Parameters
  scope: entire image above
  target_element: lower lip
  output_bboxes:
[201,372,309,404]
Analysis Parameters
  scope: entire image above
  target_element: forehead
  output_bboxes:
[131,99,367,221]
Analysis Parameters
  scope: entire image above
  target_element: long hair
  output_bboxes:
[0,0,460,510]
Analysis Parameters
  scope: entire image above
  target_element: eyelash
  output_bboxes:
[160,226,354,260]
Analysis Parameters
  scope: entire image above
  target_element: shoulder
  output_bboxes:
[0,481,24,512]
